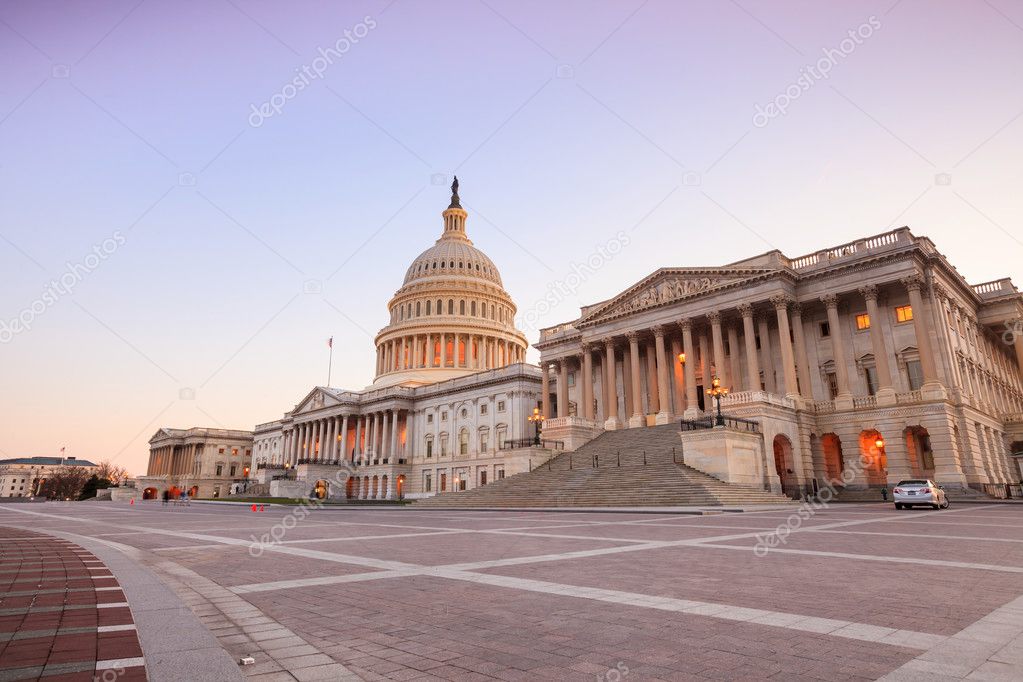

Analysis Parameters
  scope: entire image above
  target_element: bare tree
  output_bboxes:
[95,461,128,484]
[38,466,92,500]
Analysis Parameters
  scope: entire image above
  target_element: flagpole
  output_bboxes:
[327,338,333,387]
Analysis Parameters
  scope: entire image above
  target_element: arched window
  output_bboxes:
[471,301,476,316]
[491,304,496,320]
[416,301,421,316]
[437,299,443,314]
[459,428,469,456]
[426,300,431,315]
[448,299,454,315]
[425,435,434,458]
[460,300,466,315]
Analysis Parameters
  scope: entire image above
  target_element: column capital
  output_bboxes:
[790,301,803,316]
[626,331,641,344]
[707,310,721,324]
[820,293,840,309]
[652,325,666,339]
[770,294,793,310]
[737,302,755,318]
[859,284,879,302]
[603,336,617,349]
[581,341,594,353]
[901,273,925,293]
[678,317,693,332]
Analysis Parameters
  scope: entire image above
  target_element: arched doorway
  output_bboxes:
[188,485,199,498]
[822,433,845,484]
[346,477,356,500]
[859,430,887,486]
[396,475,405,501]
[371,475,379,499]
[142,487,158,500]
[773,435,798,499]
[314,479,328,500]
[904,426,934,479]
[361,477,369,499]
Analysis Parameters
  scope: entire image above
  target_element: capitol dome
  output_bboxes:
[372,178,529,387]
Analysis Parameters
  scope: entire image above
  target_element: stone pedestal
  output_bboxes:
[679,427,766,489]
[542,417,603,452]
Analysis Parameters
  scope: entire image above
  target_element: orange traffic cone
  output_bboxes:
[259,505,265,512]
[251,504,257,512]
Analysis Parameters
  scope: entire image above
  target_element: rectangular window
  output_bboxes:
[441,411,448,421]
[855,313,870,330]
[906,360,924,390]
[497,427,508,449]
[424,472,432,492]
[896,305,913,323]
[426,440,433,458]
[826,372,839,400]
[480,404,488,415]
[865,366,878,396]
[497,468,505,480]
[819,321,830,337]
[215,464,223,476]
[427,414,433,424]
[567,372,576,387]
[497,401,506,412]
[480,433,489,452]
[480,470,487,486]
[440,473,447,492]
[229,464,237,477]
[218,448,225,454]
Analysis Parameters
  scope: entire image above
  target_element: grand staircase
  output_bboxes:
[414,424,793,508]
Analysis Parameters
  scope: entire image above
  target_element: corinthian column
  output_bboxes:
[821,293,853,408]
[738,303,761,392]
[680,319,699,418]
[628,332,644,428]
[903,274,946,399]
[859,284,896,404]
[582,344,595,421]
[790,302,814,400]
[557,360,569,418]
[709,311,727,388]
[653,326,671,424]
[771,295,799,399]
[604,339,621,429]
[540,361,550,419]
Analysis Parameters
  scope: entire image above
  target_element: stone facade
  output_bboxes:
[139,427,253,499]
[538,228,1023,497]
[240,181,548,500]
[0,457,99,498]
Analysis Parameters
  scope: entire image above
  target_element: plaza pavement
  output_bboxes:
[0,502,1021,681]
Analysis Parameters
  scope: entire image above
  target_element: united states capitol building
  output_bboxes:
[141,181,1023,502]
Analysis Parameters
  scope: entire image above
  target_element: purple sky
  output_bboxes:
[2,0,1022,473]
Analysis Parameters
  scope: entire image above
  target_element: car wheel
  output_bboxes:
[895,503,903,510]
[942,500,950,509]
[931,503,940,510]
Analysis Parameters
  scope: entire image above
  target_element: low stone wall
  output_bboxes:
[680,428,766,488]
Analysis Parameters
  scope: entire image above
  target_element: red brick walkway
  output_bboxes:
[0,528,146,681]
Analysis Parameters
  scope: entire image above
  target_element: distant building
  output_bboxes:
[138,427,254,499]
[0,456,99,498]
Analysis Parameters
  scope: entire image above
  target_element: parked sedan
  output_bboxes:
[893,480,950,510]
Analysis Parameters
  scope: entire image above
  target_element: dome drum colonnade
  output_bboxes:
[373,177,528,385]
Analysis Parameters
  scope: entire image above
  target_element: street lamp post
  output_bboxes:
[706,375,729,427]
[528,407,545,446]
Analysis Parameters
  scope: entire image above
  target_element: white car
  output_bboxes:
[893,479,949,510]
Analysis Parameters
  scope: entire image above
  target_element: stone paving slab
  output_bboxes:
[0,528,147,681]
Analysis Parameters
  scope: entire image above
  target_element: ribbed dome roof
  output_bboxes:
[402,238,503,287]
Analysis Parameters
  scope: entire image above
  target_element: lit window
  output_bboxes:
[855,314,870,330]
[896,305,913,323]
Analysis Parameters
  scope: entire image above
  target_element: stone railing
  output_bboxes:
[542,416,599,429]
[788,228,909,271]
[721,391,797,409]
[813,400,836,414]
[972,278,1017,299]
[538,323,578,341]
[896,390,922,404]
[853,395,876,409]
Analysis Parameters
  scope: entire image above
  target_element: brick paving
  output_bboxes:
[0,503,1021,680]
[0,527,146,681]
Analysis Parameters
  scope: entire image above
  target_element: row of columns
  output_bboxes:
[541,278,951,426]
[148,444,199,476]
[376,334,523,376]
[281,409,411,466]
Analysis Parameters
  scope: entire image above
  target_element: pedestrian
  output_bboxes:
[183,490,190,506]
[162,489,169,506]
[881,486,889,502]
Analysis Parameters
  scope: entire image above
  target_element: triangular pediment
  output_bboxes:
[580,267,777,324]
[293,387,341,415]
